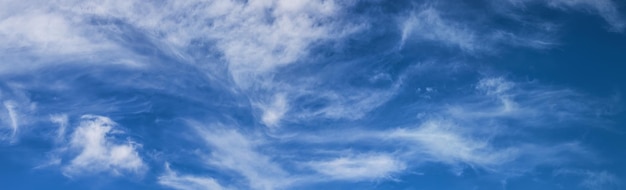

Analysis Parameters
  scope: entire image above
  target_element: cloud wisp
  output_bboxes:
[158,163,228,190]
[307,153,406,181]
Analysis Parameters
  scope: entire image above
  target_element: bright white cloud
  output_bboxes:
[158,163,228,190]
[62,115,146,177]
[308,154,405,181]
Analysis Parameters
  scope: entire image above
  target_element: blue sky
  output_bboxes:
[1,0,626,189]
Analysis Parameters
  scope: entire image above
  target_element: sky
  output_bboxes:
[1,0,626,190]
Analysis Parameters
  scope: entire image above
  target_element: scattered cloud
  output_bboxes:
[61,115,146,177]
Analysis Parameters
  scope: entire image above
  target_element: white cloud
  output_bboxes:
[191,122,291,190]
[308,154,405,181]
[158,163,228,190]
[62,115,146,177]
[7,0,359,129]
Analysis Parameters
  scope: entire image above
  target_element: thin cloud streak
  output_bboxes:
[158,163,229,190]
[3,101,19,141]
[307,154,406,181]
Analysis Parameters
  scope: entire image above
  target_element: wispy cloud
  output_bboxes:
[276,76,607,178]
[50,114,68,143]
[307,153,405,181]
[158,163,228,190]
[399,5,556,53]
[258,94,289,128]
[189,122,292,190]
[2,101,19,142]
[388,120,518,170]
[555,169,621,190]
[505,0,626,32]
[401,6,480,52]
[446,76,609,127]
[399,0,626,55]
[0,10,109,55]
